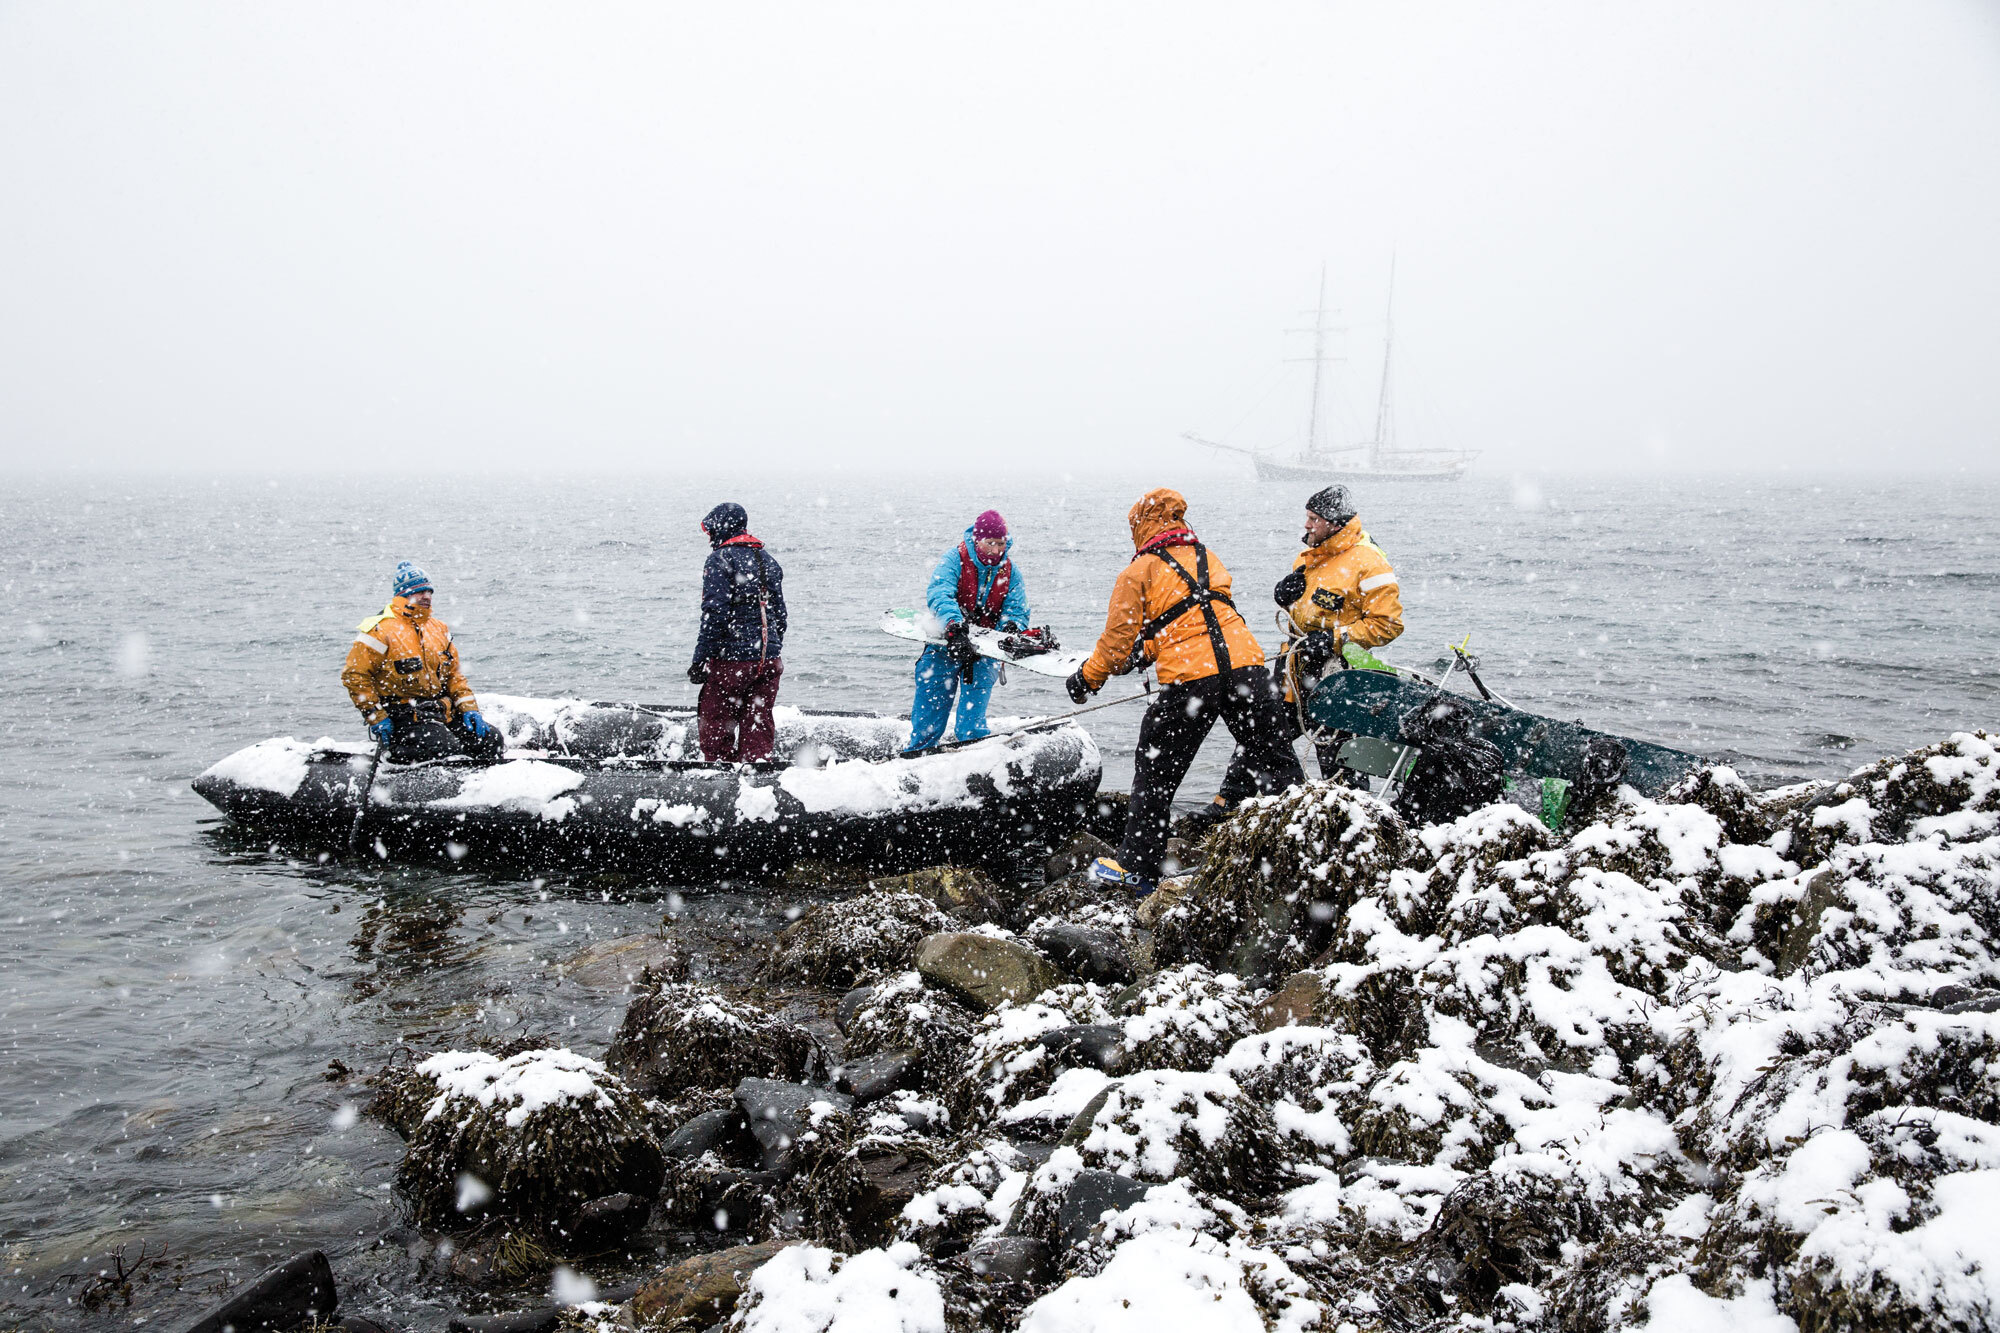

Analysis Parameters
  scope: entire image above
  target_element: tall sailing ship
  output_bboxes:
[1189,267,1477,483]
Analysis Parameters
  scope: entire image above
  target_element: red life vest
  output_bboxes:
[954,541,1012,628]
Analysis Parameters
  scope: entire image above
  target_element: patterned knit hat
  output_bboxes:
[392,561,434,597]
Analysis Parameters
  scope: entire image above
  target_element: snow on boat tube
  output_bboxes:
[191,695,1103,877]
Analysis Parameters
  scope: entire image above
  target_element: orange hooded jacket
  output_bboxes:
[1079,489,1266,689]
[339,596,479,726]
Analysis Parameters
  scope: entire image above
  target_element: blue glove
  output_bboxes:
[463,711,489,738]
[369,716,393,743]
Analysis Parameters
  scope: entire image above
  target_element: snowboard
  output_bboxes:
[1304,668,1704,798]
[880,608,1088,680]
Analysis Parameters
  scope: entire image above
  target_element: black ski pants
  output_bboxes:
[1118,664,1305,882]
[385,702,506,765]
[1216,710,1356,805]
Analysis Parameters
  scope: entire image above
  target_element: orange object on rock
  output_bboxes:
[1078,488,1266,689]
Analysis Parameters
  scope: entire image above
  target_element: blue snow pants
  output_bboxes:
[906,643,1002,751]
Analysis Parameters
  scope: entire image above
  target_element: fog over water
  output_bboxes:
[2,2,1998,475]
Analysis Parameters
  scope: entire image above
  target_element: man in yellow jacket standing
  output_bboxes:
[1211,484,1402,810]
[340,561,504,764]
[1063,488,1304,896]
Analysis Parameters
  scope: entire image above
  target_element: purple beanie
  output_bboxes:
[972,510,1008,540]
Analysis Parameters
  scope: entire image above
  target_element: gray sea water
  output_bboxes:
[3,468,1996,1329]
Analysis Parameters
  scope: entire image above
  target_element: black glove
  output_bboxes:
[1292,630,1341,677]
[1064,670,1093,705]
[687,660,709,685]
[943,621,981,673]
[1273,569,1307,608]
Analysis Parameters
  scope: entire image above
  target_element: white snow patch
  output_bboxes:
[733,1241,945,1333]
[1639,1274,1795,1332]
[202,737,315,798]
[1019,1229,1320,1333]
[434,760,583,821]
[734,783,781,824]
[415,1048,616,1129]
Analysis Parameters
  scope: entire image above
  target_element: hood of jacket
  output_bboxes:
[702,502,749,547]
[1127,488,1191,552]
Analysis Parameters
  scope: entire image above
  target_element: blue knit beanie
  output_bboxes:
[392,561,434,597]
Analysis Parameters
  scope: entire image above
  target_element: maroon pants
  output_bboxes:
[698,658,783,761]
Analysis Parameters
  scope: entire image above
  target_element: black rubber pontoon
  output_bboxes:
[192,695,1102,876]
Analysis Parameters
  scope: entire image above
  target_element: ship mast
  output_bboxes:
[1291,265,1337,463]
[1370,257,1397,470]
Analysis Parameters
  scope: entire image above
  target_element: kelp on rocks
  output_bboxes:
[376,1047,663,1236]
[398,732,2000,1333]
[604,975,822,1099]
[760,890,951,988]
[1154,782,1418,982]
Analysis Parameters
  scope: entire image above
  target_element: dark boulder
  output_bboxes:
[835,985,876,1035]
[1047,1170,1151,1255]
[1030,924,1134,985]
[179,1250,337,1333]
[662,1107,750,1161]
[735,1078,854,1173]
[964,1236,1054,1284]
[1036,1024,1127,1074]
[562,1192,650,1250]
[834,1049,920,1104]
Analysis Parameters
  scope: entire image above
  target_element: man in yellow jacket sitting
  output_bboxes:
[340,561,504,764]
[1210,484,1403,811]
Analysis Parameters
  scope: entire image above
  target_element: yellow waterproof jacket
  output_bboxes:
[340,597,479,726]
[1080,489,1266,689]
[1285,517,1403,649]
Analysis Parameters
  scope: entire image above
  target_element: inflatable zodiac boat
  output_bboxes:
[192,695,1103,876]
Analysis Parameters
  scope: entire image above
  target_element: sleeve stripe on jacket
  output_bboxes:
[1359,572,1398,592]
[354,634,386,652]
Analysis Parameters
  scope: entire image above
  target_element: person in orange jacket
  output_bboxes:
[340,561,504,764]
[1063,488,1304,895]
[1210,484,1403,809]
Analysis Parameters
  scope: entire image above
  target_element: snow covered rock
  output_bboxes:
[725,1241,947,1333]
[1113,964,1260,1074]
[761,891,951,988]
[605,979,822,1099]
[378,1047,663,1235]
[1155,781,1418,982]
[1068,1070,1289,1199]
[841,970,979,1097]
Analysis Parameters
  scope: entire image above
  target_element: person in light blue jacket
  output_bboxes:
[904,510,1031,753]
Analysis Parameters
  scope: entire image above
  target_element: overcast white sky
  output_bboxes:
[2,1,1996,474]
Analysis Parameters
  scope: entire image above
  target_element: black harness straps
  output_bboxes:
[1136,542,1236,676]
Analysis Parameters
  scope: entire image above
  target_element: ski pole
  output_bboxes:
[919,680,1155,755]
[346,743,385,857]
[1004,681,1155,735]
[1449,637,1515,709]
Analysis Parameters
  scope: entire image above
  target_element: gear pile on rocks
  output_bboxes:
[367,732,2000,1333]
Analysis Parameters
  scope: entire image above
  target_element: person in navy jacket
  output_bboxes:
[904,509,1030,753]
[688,502,787,761]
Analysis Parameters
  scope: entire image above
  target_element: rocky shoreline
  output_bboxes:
[207,730,2000,1333]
